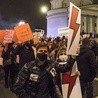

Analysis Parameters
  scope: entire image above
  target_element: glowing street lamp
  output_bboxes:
[41,6,48,14]
[18,21,25,26]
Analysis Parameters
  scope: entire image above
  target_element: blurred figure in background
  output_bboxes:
[1,42,17,91]
[13,41,35,70]
[77,38,97,98]
[91,38,98,65]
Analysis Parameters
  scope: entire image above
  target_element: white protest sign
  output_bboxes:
[62,2,82,98]
[3,30,14,43]
[58,27,69,37]
[62,62,82,98]
[66,2,81,55]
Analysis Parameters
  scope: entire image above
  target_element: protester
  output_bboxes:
[56,46,80,94]
[91,38,98,64]
[49,42,58,61]
[56,46,68,93]
[1,42,17,91]
[14,43,76,98]
[13,41,35,70]
[77,38,97,98]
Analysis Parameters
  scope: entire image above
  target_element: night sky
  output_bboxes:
[0,0,51,31]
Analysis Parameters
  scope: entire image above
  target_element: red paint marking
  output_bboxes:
[69,7,80,50]
[62,71,77,98]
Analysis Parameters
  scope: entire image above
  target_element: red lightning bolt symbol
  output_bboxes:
[69,7,80,50]
[62,71,77,98]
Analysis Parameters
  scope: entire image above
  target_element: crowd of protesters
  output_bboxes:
[0,34,97,98]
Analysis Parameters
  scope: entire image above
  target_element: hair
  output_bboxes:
[36,43,49,51]
[82,38,90,46]
[56,46,66,59]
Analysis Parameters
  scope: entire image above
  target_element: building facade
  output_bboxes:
[47,0,98,37]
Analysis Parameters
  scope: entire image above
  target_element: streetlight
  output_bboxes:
[18,21,25,26]
[40,6,48,14]
[40,5,48,35]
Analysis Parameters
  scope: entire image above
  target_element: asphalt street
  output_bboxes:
[0,67,98,98]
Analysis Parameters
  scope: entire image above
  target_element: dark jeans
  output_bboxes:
[80,80,94,98]
[4,64,17,89]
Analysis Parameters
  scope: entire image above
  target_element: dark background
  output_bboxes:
[0,0,51,31]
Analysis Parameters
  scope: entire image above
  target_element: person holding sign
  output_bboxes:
[56,46,80,96]
[14,43,76,98]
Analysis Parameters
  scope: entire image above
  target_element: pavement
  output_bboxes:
[0,67,18,98]
[0,67,98,98]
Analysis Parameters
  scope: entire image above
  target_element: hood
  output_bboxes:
[79,45,90,55]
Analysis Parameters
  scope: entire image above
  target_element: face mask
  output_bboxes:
[59,55,68,61]
[37,52,47,61]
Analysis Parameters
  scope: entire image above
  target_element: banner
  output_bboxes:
[0,47,3,57]
[0,30,5,43]
[33,32,41,44]
[3,30,14,43]
[58,27,69,37]
[62,62,82,98]
[62,2,82,98]
[14,23,33,43]
[66,2,81,55]
[13,32,18,43]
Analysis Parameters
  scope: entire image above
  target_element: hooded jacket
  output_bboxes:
[77,45,96,82]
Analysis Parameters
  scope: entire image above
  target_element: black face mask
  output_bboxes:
[37,52,47,61]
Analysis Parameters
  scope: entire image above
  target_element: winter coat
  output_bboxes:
[13,45,35,69]
[77,45,97,82]
[2,46,16,66]
[14,57,75,98]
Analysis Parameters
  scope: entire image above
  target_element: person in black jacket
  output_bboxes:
[1,42,17,91]
[77,38,97,98]
[14,43,76,98]
[13,41,35,70]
